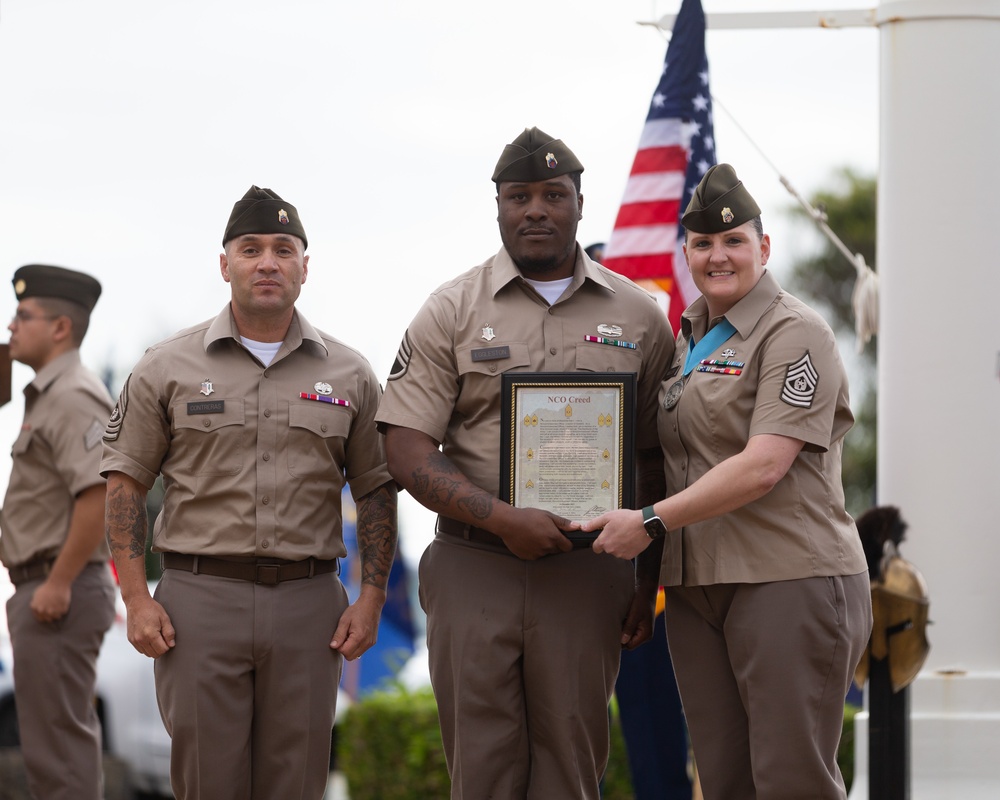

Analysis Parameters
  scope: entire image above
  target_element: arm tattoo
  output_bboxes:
[106,480,149,561]
[408,449,495,522]
[355,482,398,591]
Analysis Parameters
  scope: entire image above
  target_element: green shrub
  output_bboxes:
[337,686,449,800]
[337,686,634,799]
[336,688,856,798]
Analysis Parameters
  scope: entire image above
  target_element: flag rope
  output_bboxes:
[712,94,879,353]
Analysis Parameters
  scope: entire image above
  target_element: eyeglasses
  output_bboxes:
[10,310,59,325]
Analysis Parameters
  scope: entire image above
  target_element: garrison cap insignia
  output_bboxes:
[781,352,819,408]
[545,153,558,169]
[278,208,289,225]
[314,382,333,395]
[13,279,25,295]
[387,331,412,382]
[721,207,734,224]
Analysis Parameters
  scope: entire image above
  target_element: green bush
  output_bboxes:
[336,688,856,798]
[336,686,634,799]
[337,686,449,800]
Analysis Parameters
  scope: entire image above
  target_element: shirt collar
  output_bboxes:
[680,269,782,341]
[491,245,614,298]
[25,349,82,398]
[204,304,329,357]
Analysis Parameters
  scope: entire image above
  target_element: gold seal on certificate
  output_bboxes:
[500,373,637,534]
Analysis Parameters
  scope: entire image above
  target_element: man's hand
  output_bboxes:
[330,587,385,661]
[124,595,176,659]
[30,577,72,623]
[620,583,657,651]
[494,507,577,560]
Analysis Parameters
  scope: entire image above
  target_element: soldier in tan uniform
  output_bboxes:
[1,264,116,800]
[101,186,397,800]
[376,128,675,798]
[585,164,873,800]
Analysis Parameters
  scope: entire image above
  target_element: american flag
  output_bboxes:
[601,0,715,333]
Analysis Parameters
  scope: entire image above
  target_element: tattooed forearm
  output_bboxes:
[106,477,150,561]
[356,482,398,591]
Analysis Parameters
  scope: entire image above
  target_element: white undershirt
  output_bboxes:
[523,276,573,306]
[241,336,282,367]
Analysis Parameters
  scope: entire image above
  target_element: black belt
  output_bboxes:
[161,553,339,585]
[7,557,56,587]
[435,516,508,549]
[435,516,594,550]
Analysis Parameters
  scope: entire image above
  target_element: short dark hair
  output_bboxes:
[34,297,90,346]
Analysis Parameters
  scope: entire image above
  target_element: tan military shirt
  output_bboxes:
[659,270,867,586]
[376,246,675,498]
[0,350,113,567]
[100,306,389,560]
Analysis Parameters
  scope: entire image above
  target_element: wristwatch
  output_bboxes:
[642,505,668,539]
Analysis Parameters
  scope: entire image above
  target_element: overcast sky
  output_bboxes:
[0,0,879,567]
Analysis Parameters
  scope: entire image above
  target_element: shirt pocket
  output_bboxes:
[171,399,245,476]
[287,402,352,478]
[575,341,642,374]
[454,343,532,420]
[11,427,34,457]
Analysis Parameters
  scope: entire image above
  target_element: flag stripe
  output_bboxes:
[612,200,682,229]
[601,0,714,334]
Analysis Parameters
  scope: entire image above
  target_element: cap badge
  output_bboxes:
[200,380,214,397]
[314,381,333,395]
[545,153,558,169]
[721,207,734,224]
[597,323,622,338]
[13,279,25,296]
[278,208,289,225]
[481,325,496,342]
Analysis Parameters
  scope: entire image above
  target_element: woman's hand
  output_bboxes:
[582,509,651,560]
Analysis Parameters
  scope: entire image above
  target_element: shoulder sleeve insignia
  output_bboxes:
[781,352,819,408]
[104,375,130,442]
[387,331,412,382]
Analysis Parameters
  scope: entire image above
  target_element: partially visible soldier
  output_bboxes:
[0,264,116,800]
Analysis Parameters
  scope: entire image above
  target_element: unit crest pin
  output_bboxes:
[200,379,214,397]
[481,325,496,342]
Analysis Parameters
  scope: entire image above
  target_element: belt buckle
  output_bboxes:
[255,564,280,585]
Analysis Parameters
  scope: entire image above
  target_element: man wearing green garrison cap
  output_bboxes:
[377,128,675,798]
[1,264,116,800]
[101,186,397,799]
[580,163,871,800]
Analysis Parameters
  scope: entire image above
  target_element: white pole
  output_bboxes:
[851,1,1000,797]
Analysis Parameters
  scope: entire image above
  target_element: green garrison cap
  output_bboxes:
[681,163,762,234]
[492,127,585,184]
[12,264,102,312]
[223,185,308,249]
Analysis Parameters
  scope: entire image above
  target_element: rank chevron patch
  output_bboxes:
[781,352,819,408]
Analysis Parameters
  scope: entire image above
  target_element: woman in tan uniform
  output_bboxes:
[583,164,872,800]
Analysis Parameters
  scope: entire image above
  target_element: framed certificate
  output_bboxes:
[500,373,636,536]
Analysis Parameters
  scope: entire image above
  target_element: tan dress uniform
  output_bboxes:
[376,246,674,799]
[1,349,116,800]
[658,270,872,800]
[100,305,390,800]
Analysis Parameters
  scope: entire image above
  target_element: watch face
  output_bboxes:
[644,516,667,539]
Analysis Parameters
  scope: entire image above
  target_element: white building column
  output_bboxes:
[852,1,1000,797]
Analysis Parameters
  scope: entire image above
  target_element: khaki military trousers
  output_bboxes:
[6,561,115,800]
[153,568,348,800]
[665,573,872,800]
[419,536,636,800]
